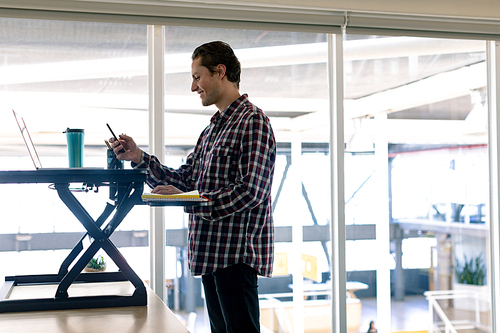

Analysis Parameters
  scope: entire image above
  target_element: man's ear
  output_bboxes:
[216,64,226,79]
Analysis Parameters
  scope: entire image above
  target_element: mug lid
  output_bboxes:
[63,128,84,133]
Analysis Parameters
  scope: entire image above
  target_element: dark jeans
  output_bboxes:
[201,263,260,333]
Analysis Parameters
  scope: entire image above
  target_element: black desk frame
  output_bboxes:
[0,169,148,313]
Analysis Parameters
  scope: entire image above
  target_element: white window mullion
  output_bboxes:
[148,25,166,302]
[328,33,346,333]
[487,40,500,333]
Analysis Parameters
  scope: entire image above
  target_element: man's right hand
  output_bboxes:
[109,134,143,164]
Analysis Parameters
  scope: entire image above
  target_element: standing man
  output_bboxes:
[111,41,276,333]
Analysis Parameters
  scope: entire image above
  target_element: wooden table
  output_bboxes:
[0,285,188,333]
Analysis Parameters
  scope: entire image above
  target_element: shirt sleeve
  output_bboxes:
[186,112,276,220]
[132,150,193,192]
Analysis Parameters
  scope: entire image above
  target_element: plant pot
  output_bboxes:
[83,266,106,272]
[84,256,106,272]
[452,281,489,312]
[83,267,106,273]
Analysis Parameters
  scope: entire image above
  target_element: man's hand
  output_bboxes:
[109,134,142,164]
[151,185,184,195]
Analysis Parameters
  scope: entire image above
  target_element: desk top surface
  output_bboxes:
[0,168,148,184]
[0,286,188,333]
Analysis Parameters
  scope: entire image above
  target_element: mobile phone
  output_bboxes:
[106,123,125,153]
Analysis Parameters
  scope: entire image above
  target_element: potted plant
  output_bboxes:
[84,255,107,272]
[454,253,486,286]
[453,253,488,311]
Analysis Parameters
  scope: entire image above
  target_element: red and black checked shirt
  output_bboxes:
[134,94,276,277]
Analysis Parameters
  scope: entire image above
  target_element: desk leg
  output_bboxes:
[57,203,116,276]
[55,182,146,300]
[56,241,101,298]
[56,238,146,299]
[100,239,146,295]
[56,184,109,239]
[103,183,137,236]
[58,240,84,276]
[0,178,148,313]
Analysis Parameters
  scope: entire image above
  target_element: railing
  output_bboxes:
[424,289,491,333]
[259,290,332,333]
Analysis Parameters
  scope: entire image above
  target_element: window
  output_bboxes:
[163,27,331,331]
[344,35,490,332]
[0,18,149,281]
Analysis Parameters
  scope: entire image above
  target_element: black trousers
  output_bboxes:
[201,263,260,333]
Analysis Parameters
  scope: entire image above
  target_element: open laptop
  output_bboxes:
[13,109,102,170]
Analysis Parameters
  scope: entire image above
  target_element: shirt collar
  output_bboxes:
[210,111,221,125]
[210,94,248,125]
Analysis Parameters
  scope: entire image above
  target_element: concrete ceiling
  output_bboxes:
[0,20,488,156]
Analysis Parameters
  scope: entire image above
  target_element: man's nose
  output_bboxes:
[191,80,197,92]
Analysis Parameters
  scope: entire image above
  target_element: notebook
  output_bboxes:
[12,109,102,170]
[141,190,209,202]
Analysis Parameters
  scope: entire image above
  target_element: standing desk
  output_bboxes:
[0,169,148,313]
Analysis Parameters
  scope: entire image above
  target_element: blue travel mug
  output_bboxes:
[64,128,85,167]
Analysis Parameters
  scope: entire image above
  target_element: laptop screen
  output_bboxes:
[13,110,43,169]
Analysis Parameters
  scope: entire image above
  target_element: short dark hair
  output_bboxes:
[192,41,241,89]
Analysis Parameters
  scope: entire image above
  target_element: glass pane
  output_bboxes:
[162,27,330,331]
[0,18,149,282]
[344,35,490,333]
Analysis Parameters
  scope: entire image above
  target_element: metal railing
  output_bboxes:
[424,289,491,333]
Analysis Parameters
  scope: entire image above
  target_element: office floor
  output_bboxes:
[175,295,430,333]
[360,296,429,332]
[175,294,489,333]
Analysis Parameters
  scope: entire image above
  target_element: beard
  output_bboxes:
[200,85,222,107]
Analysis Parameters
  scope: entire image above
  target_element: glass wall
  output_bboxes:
[0,13,497,333]
[160,27,331,331]
[344,35,490,332]
[0,18,150,282]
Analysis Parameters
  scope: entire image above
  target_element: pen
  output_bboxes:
[104,140,112,149]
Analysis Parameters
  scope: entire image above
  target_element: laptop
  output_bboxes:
[13,109,103,170]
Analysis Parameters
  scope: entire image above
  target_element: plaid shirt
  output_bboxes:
[134,94,276,277]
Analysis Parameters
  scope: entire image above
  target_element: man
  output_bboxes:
[111,41,276,333]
